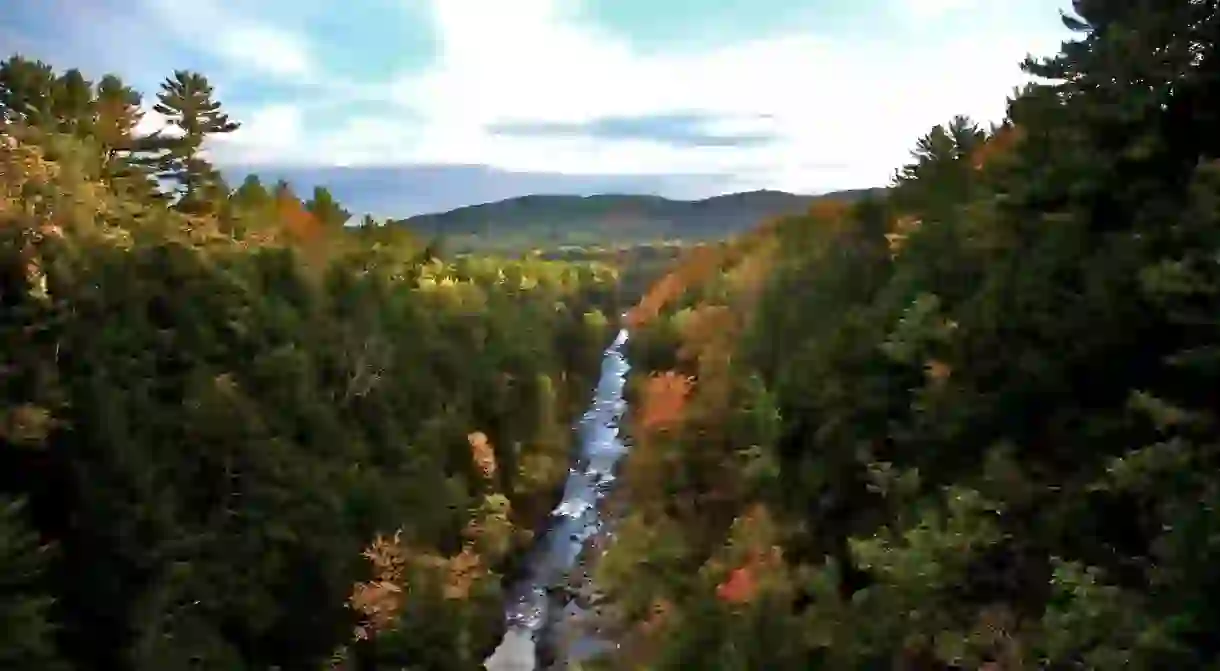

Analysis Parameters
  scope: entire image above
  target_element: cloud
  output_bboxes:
[897,0,979,20]
[8,0,1076,208]
[216,27,312,78]
[489,113,778,148]
[138,0,315,80]
[206,0,1070,196]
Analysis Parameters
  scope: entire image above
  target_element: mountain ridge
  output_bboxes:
[392,187,885,250]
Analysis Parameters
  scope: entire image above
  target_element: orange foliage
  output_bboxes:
[276,194,325,245]
[467,431,497,480]
[348,528,490,641]
[970,124,1024,171]
[716,566,757,604]
[349,531,408,640]
[442,544,484,600]
[807,198,852,222]
[627,244,728,327]
[925,359,952,386]
[715,546,783,606]
[627,271,685,328]
[638,371,693,432]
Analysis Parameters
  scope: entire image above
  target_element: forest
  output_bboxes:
[5,0,1220,668]
[601,0,1220,668]
[0,57,622,669]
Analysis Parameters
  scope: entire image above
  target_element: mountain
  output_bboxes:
[391,188,884,250]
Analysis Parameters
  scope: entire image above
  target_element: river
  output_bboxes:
[484,328,631,670]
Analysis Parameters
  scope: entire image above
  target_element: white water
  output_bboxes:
[485,328,630,670]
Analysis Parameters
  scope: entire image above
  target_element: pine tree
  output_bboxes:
[151,70,239,211]
[230,174,272,211]
[1018,0,1220,219]
[305,185,352,227]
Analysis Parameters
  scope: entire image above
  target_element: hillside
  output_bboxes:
[588,2,1220,667]
[393,188,883,250]
[0,56,623,669]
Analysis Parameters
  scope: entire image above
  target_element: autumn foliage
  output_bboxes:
[468,430,497,480]
[969,122,1023,171]
[349,532,408,641]
[626,243,727,327]
[637,371,693,432]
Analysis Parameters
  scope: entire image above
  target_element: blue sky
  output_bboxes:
[3,0,1072,216]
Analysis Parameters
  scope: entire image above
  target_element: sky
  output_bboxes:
[3,0,1073,216]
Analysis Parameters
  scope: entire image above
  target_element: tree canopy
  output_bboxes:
[602,0,1220,668]
[0,55,623,670]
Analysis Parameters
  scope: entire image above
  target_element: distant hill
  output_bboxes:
[392,188,884,250]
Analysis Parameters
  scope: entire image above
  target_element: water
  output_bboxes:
[485,328,631,670]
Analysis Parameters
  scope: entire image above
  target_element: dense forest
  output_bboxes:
[6,0,1220,668]
[603,1,1220,668]
[0,57,623,669]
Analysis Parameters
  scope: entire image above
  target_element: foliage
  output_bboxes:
[600,1,1220,668]
[0,56,619,669]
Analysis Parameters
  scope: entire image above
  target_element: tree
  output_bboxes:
[50,68,93,137]
[93,75,142,161]
[891,115,987,216]
[0,55,56,127]
[230,174,272,211]
[0,499,64,670]
[151,70,239,211]
[1017,0,1220,223]
[272,179,296,202]
[305,185,352,228]
[92,74,161,196]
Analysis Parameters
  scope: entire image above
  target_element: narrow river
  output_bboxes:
[484,328,631,670]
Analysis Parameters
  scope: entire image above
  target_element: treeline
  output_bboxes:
[0,56,619,669]
[599,2,1220,668]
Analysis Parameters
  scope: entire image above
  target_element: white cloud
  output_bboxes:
[898,0,978,20]
[209,105,305,161]
[134,106,173,138]
[140,0,315,79]
[217,26,312,78]
[214,0,1071,194]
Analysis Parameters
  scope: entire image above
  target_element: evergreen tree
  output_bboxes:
[151,70,239,211]
[230,174,272,211]
[305,185,352,228]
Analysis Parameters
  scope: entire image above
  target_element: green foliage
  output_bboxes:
[600,1,1220,668]
[0,499,65,670]
[393,189,884,252]
[306,185,353,228]
[149,70,240,212]
[0,61,619,670]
